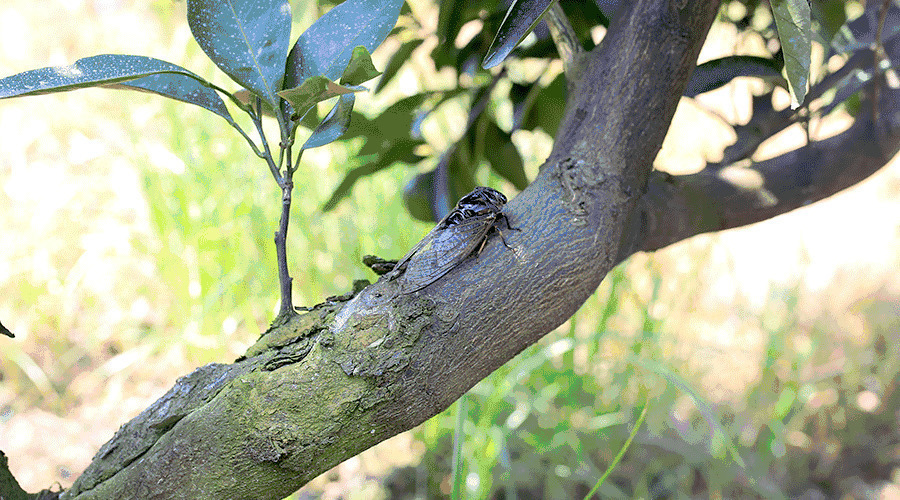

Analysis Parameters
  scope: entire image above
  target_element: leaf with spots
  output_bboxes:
[108,74,241,129]
[187,0,292,107]
[0,54,239,129]
[284,0,404,89]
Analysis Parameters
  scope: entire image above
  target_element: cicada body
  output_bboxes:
[388,186,515,293]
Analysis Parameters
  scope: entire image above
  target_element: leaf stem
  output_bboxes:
[251,97,282,183]
[194,80,268,160]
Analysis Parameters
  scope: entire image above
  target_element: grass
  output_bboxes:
[1,1,899,498]
[400,269,899,499]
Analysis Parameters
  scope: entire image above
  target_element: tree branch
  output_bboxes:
[544,2,582,78]
[51,1,724,498]
[626,37,900,256]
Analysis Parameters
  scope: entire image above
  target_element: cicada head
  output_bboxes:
[456,186,507,212]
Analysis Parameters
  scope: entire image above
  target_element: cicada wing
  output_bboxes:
[399,215,495,293]
[387,208,458,280]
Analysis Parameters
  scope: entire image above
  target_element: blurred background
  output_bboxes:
[0,0,898,498]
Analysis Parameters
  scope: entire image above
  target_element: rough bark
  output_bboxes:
[626,35,900,256]
[46,1,720,498]
[6,0,899,498]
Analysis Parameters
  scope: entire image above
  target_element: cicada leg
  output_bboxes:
[495,213,521,249]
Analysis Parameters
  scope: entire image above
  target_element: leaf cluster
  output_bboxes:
[1,0,871,225]
[0,0,403,188]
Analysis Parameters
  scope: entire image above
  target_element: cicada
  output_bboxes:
[388,186,517,293]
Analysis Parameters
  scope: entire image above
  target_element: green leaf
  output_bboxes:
[771,0,811,108]
[375,38,423,93]
[284,0,404,88]
[520,72,565,136]
[233,89,277,116]
[483,120,528,190]
[302,93,355,150]
[483,0,556,69]
[187,0,291,106]
[277,75,360,118]
[0,54,242,129]
[1,54,206,98]
[811,0,847,46]
[685,56,785,97]
[339,46,381,86]
[323,139,423,211]
[402,170,436,222]
[110,74,238,126]
[347,92,432,154]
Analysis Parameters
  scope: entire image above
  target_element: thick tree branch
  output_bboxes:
[627,37,900,255]
[52,1,722,498]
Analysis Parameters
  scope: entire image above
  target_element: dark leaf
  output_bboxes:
[0,320,13,338]
[562,0,609,33]
[447,145,478,206]
[520,72,566,136]
[489,0,606,62]
[402,170,437,222]
[302,93,355,150]
[323,139,423,211]
[347,92,432,153]
[811,0,847,47]
[685,56,785,97]
[110,73,239,127]
[483,120,528,189]
[436,0,468,46]
[433,0,501,70]
[771,0,811,107]
[278,76,360,118]
[510,80,540,131]
[187,0,291,106]
[284,0,404,88]
[483,0,556,69]
[340,46,382,86]
[375,38,423,93]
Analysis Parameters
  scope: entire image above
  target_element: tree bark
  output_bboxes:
[626,36,900,257]
[9,0,898,498]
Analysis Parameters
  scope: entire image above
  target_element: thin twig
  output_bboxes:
[251,96,282,184]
